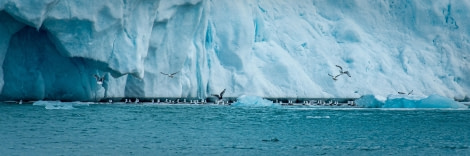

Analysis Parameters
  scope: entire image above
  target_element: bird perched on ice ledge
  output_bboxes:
[93,74,104,85]
[160,71,179,78]
[328,65,351,81]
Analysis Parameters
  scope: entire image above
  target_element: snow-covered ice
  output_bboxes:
[0,0,469,101]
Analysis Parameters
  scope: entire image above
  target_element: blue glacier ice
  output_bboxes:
[355,94,467,108]
[383,94,467,108]
[0,0,469,101]
[354,95,385,108]
[231,95,280,107]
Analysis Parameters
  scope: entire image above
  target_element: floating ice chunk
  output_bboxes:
[384,94,466,109]
[231,95,280,107]
[355,95,384,108]
[355,94,467,109]
[33,101,74,110]
[33,101,90,109]
[419,95,467,108]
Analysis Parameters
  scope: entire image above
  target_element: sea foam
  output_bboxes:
[33,101,90,109]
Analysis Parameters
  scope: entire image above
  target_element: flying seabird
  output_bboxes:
[160,71,179,78]
[93,74,104,85]
[329,65,351,81]
[336,65,343,71]
[328,73,339,81]
[212,89,226,100]
[336,65,351,77]
[343,71,351,77]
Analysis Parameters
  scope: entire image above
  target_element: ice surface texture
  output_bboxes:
[0,0,469,101]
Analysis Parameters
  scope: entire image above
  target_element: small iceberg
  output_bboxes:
[231,95,280,107]
[355,94,467,109]
[384,94,466,109]
[33,101,90,110]
[354,95,385,108]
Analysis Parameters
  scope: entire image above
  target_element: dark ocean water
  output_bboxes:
[1,102,469,155]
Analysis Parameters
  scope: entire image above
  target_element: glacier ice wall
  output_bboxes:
[0,0,469,101]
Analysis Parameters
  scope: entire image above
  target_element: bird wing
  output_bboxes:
[328,73,340,80]
[344,71,351,77]
[160,72,169,76]
[398,92,405,94]
[212,94,220,98]
[220,89,226,98]
[335,65,343,72]
[408,90,413,95]
[170,71,179,75]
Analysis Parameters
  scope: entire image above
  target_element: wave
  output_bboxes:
[306,115,330,119]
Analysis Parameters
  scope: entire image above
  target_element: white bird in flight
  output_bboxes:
[328,73,339,81]
[328,65,351,81]
[160,71,179,78]
[336,65,351,77]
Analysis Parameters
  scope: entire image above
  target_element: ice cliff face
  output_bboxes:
[0,0,469,101]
